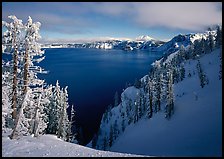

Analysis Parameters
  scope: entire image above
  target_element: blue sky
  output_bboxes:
[2,2,222,43]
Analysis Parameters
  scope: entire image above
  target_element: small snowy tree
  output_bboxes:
[146,76,154,119]
[196,60,209,88]
[153,71,162,112]
[215,25,222,48]
[67,105,76,142]
[207,28,215,52]
[165,69,174,119]
[57,86,70,141]
[180,64,185,81]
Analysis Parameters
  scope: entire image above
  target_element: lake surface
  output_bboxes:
[38,48,163,144]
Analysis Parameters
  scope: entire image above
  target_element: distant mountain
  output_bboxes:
[136,35,154,41]
[41,31,216,55]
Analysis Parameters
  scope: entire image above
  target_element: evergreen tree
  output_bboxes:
[67,105,76,142]
[180,64,185,81]
[2,15,49,139]
[2,77,13,131]
[57,86,70,141]
[165,69,174,119]
[2,15,23,119]
[179,45,186,61]
[208,29,215,52]
[153,71,162,112]
[215,25,222,48]
[204,39,211,54]
[121,112,126,132]
[146,77,153,119]
[196,60,209,88]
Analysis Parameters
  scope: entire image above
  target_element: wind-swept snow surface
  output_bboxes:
[2,133,147,157]
[110,49,222,157]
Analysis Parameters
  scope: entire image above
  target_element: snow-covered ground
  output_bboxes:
[110,49,222,157]
[2,131,148,157]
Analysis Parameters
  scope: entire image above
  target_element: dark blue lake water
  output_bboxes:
[37,48,162,144]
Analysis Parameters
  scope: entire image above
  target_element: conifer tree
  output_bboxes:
[215,25,222,48]
[2,15,23,119]
[165,69,174,119]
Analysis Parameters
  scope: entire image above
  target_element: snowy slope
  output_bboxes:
[110,49,222,157]
[2,132,147,157]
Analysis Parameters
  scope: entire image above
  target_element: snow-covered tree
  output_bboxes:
[57,86,70,141]
[2,15,23,119]
[22,16,45,94]
[146,76,153,119]
[153,71,162,112]
[165,69,174,119]
[180,64,185,81]
[208,29,215,52]
[121,111,126,132]
[196,60,209,88]
[2,15,49,139]
[2,78,13,131]
[215,25,222,48]
[67,105,77,142]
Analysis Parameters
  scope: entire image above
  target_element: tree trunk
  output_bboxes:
[12,40,18,119]
[33,94,42,137]
[24,46,29,94]
[10,91,29,139]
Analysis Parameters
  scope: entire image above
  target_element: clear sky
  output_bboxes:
[2,2,222,43]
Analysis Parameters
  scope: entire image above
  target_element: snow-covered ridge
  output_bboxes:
[110,48,222,157]
[2,133,148,157]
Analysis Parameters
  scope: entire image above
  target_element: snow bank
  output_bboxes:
[2,133,147,157]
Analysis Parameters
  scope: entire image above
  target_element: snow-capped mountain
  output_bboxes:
[157,31,216,55]
[136,35,154,41]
